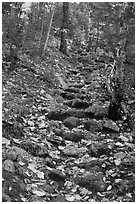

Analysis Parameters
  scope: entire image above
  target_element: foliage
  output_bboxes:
[2,2,134,62]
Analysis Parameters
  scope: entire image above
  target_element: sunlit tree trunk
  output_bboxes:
[95,21,99,53]
[42,3,56,56]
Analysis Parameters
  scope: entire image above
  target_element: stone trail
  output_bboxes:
[3,59,134,202]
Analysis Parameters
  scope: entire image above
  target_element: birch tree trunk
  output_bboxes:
[42,3,56,56]
[37,16,44,53]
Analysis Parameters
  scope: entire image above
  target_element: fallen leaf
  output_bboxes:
[29,126,35,131]
[36,170,44,179]
[115,178,122,183]
[79,187,89,195]
[58,146,65,150]
[28,163,37,172]
[49,151,60,159]
[125,142,135,149]
[28,121,34,126]
[75,194,82,200]
[119,135,129,142]
[32,187,46,197]
[107,185,112,191]
[115,142,124,147]
[38,121,46,129]
[2,137,10,146]
[114,158,121,166]
[65,194,75,202]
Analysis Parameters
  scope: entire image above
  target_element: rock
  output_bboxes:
[75,172,106,192]
[63,131,84,142]
[64,87,80,93]
[60,92,77,100]
[89,81,101,89]
[85,102,109,118]
[51,195,67,202]
[2,148,7,161]
[73,110,86,118]
[10,146,31,162]
[89,142,111,157]
[72,99,89,109]
[48,169,66,181]
[48,120,60,129]
[56,75,68,89]
[55,95,64,103]
[85,80,91,84]
[6,149,18,161]
[84,66,94,72]
[43,184,55,193]
[47,136,62,146]
[63,109,77,116]
[2,191,12,202]
[68,68,79,74]
[97,143,111,156]
[65,109,86,118]
[3,159,15,172]
[46,93,57,107]
[84,119,102,132]
[69,82,84,88]
[3,170,26,201]
[63,145,87,157]
[28,195,45,202]
[20,141,49,158]
[63,116,80,129]
[78,157,102,170]
[103,119,120,132]
[47,110,62,120]
[54,128,63,136]
[88,144,98,157]
[63,100,73,106]
[43,157,56,168]
[85,106,95,117]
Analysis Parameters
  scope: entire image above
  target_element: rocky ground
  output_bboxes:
[2,49,135,202]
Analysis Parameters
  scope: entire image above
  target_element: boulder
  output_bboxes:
[88,142,111,157]
[72,99,90,109]
[47,110,62,120]
[83,119,102,132]
[3,159,15,173]
[48,169,66,181]
[63,131,84,142]
[60,92,77,100]
[63,145,87,157]
[63,116,80,129]
[85,102,109,119]
[103,119,120,132]
[73,109,86,118]
[75,172,106,192]
[64,87,80,93]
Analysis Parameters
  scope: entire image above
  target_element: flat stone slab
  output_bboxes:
[63,145,87,156]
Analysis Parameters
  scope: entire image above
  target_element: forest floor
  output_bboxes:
[2,47,135,202]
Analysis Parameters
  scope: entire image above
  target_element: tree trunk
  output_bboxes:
[95,21,99,53]
[42,3,56,56]
[37,16,44,53]
[59,2,69,55]
[106,45,134,130]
